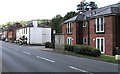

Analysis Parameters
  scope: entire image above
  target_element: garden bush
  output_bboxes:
[65,44,74,51]
[91,49,101,57]
[73,45,81,54]
[45,42,53,48]
[65,44,101,57]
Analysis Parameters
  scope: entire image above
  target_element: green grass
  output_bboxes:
[63,51,120,63]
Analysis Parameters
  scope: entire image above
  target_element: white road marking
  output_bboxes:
[23,51,31,55]
[36,56,55,63]
[69,66,89,73]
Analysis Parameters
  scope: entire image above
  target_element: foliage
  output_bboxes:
[49,15,63,33]
[0,22,22,31]
[39,19,50,25]
[89,1,98,10]
[63,11,78,21]
[91,49,101,57]
[77,1,98,13]
[45,42,53,48]
[63,52,120,63]
[65,44,101,57]
[65,44,74,51]
[19,21,30,26]
[0,24,10,31]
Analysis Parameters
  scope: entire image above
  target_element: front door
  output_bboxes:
[96,37,105,54]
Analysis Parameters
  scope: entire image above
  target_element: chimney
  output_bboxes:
[32,19,38,27]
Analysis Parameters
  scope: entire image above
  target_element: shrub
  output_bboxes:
[91,49,101,57]
[73,45,101,57]
[65,44,74,51]
[65,44,69,50]
[73,45,81,54]
[45,42,53,48]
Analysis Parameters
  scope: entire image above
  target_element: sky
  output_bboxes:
[0,0,119,24]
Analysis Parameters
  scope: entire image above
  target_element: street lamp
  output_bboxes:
[52,30,56,48]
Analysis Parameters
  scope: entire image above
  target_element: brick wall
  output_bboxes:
[8,31,12,39]
[62,15,118,55]
[62,22,77,45]
[89,16,116,55]
[82,22,89,45]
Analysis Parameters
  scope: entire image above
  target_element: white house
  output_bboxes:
[16,20,51,44]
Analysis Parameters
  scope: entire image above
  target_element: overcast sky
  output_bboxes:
[0,0,119,24]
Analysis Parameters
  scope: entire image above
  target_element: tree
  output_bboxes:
[19,21,30,26]
[77,0,98,13]
[77,0,88,13]
[50,15,63,33]
[0,25,6,31]
[63,11,78,21]
[40,19,50,25]
[89,1,98,10]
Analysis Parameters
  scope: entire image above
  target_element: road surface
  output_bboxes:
[1,41,119,73]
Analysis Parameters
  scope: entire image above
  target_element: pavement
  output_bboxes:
[1,41,119,73]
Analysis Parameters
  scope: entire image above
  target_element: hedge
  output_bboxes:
[65,44,101,57]
[65,44,74,52]
[45,42,53,48]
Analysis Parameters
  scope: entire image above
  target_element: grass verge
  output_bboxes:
[63,51,120,63]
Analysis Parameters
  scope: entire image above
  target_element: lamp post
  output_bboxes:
[52,30,56,48]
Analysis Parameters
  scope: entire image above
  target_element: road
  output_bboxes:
[1,41,119,73]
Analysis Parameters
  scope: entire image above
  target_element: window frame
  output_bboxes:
[96,37,105,54]
[26,28,27,34]
[83,37,87,44]
[83,22,87,27]
[96,17,104,33]
[67,37,72,45]
[67,22,72,34]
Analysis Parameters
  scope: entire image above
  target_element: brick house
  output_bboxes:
[62,3,120,55]
[6,23,22,41]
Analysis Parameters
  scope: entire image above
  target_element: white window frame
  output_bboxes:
[83,37,87,44]
[96,37,105,54]
[83,22,87,27]
[67,37,72,45]
[67,22,72,34]
[96,17,104,33]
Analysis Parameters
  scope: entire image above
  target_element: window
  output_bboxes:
[96,17,104,33]
[22,29,23,34]
[91,12,93,16]
[23,28,25,34]
[93,11,96,14]
[26,28,27,34]
[24,28,27,34]
[96,37,105,53]
[83,37,87,44]
[83,22,87,27]
[67,23,72,34]
[67,37,72,45]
